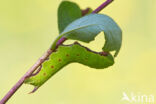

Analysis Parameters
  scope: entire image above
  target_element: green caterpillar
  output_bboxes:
[24,42,114,92]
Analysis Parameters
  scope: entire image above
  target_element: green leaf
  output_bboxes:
[60,14,122,57]
[58,1,82,33]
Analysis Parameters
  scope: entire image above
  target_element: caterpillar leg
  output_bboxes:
[27,66,42,93]
[99,51,109,56]
[74,41,109,56]
[30,66,42,77]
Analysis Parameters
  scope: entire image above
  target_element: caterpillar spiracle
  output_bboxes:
[24,42,114,92]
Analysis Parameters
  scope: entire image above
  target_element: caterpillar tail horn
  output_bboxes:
[28,86,39,94]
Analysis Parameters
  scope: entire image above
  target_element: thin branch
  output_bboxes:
[82,8,90,16]
[0,49,52,104]
[55,37,67,48]
[0,37,65,104]
[0,0,114,103]
[92,0,114,13]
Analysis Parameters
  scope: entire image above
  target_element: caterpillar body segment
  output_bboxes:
[24,43,114,91]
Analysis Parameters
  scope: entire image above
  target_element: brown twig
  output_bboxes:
[81,8,90,16]
[0,48,53,104]
[92,0,113,13]
[0,37,65,104]
[0,0,114,103]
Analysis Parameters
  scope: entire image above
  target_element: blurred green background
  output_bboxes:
[0,0,156,104]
